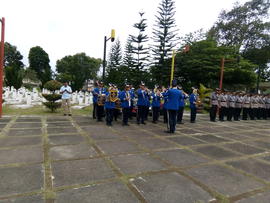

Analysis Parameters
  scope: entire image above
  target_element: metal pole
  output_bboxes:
[102,36,107,81]
[219,57,225,90]
[170,50,176,87]
[0,17,5,118]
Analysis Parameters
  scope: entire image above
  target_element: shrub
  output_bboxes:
[44,80,62,92]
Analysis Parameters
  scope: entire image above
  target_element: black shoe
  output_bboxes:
[152,121,157,124]
[178,121,184,124]
[64,114,67,116]
[190,121,195,123]
[68,114,72,116]
[141,122,146,125]
[137,121,140,125]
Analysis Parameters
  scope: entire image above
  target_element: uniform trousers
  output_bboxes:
[163,108,168,123]
[106,108,114,125]
[210,105,218,121]
[93,102,97,119]
[227,107,234,121]
[177,106,184,122]
[234,108,242,120]
[168,110,177,133]
[190,107,197,122]
[137,105,147,123]
[249,108,255,120]
[97,105,104,121]
[152,107,160,122]
[242,108,250,120]
[219,107,227,121]
[122,108,130,124]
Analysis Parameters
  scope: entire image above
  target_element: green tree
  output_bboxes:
[107,38,122,68]
[151,0,179,84]
[56,53,101,91]
[209,0,270,52]
[4,42,24,89]
[123,37,135,68]
[42,80,62,112]
[175,40,257,90]
[28,46,52,87]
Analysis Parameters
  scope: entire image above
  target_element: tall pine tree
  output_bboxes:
[151,0,179,85]
[128,12,149,87]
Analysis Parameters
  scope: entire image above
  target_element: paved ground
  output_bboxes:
[0,114,270,203]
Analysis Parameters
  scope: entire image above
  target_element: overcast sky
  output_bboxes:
[0,0,248,71]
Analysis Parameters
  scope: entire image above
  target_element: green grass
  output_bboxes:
[3,104,93,116]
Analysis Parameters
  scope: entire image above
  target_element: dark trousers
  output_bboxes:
[249,108,255,120]
[257,108,262,119]
[262,108,267,119]
[97,105,104,121]
[106,108,114,125]
[145,106,150,120]
[152,107,160,122]
[168,110,177,133]
[234,108,241,120]
[190,107,197,122]
[242,108,250,120]
[227,107,234,121]
[177,106,184,122]
[122,108,129,124]
[113,108,120,121]
[93,102,97,119]
[210,105,218,121]
[219,107,227,121]
[137,105,146,123]
[163,108,168,123]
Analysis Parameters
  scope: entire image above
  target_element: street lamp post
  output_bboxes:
[0,17,5,118]
[102,29,115,81]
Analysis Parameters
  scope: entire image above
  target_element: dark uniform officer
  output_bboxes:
[136,82,149,125]
[164,80,181,133]
[119,85,132,126]
[92,82,106,121]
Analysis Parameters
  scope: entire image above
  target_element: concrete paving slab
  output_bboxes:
[52,159,115,187]
[215,132,249,141]
[135,138,177,150]
[11,122,42,128]
[194,134,230,143]
[48,134,85,145]
[0,136,42,148]
[96,140,141,155]
[49,143,97,161]
[0,164,43,196]
[47,127,78,135]
[222,143,265,155]
[226,158,270,181]
[111,153,166,175]
[168,136,205,146]
[131,172,212,203]
[155,149,209,167]
[0,146,43,165]
[0,123,7,129]
[16,118,41,122]
[236,190,270,203]
[0,118,12,123]
[244,140,270,150]
[56,181,139,203]
[0,195,44,203]
[6,129,42,136]
[47,117,70,122]
[194,145,239,160]
[187,164,264,196]
[47,122,72,127]
[176,128,200,135]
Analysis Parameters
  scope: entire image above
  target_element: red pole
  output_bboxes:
[0,17,5,118]
[219,57,225,90]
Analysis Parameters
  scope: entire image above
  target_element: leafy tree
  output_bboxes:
[151,0,179,84]
[23,68,40,83]
[209,0,270,52]
[174,40,257,90]
[123,37,135,68]
[56,53,101,91]
[28,46,52,87]
[4,42,24,89]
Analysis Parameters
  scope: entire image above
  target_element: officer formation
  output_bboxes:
[91,80,199,133]
[210,88,270,122]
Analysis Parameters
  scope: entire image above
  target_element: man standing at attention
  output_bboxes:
[60,81,72,116]
[165,80,181,133]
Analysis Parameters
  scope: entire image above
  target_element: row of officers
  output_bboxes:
[210,88,270,122]
[91,81,198,133]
